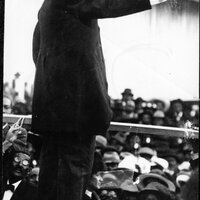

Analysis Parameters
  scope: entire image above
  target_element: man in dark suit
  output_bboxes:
[2,148,38,200]
[31,0,171,199]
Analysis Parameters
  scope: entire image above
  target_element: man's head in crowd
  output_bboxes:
[152,99,166,112]
[121,88,134,102]
[138,147,156,161]
[124,133,141,153]
[138,111,153,125]
[7,149,32,183]
[170,99,184,114]
[3,94,12,114]
[28,167,40,186]
[109,132,125,152]
[102,147,120,171]
[153,110,166,126]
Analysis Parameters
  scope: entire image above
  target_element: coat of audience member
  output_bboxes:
[2,147,38,200]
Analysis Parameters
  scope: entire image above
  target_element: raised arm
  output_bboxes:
[65,0,152,19]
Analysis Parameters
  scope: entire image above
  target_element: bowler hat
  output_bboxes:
[121,89,133,96]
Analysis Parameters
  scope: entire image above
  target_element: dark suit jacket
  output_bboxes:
[2,180,38,200]
[31,0,151,136]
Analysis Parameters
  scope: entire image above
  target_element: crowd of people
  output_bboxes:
[2,85,199,200]
[110,88,199,129]
[3,81,199,128]
[2,119,199,200]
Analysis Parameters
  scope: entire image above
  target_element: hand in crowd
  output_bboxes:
[2,123,28,155]
[5,124,22,143]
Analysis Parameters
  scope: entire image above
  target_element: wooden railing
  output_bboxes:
[3,114,199,139]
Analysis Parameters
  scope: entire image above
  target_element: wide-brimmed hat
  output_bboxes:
[136,173,176,192]
[121,88,133,96]
[120,179,139,193]
[139,181,173,199]
[95,135,107,148]
[176,171,191,188]
[120,151,133,160]
[151,156,169,170]
[103,151,120,164]
[95,169,134,190]
[118,154,139,172]
[138,147,157,157]
[153,110,165,118]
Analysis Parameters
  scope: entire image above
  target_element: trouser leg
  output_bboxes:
[38,136,58,200]
[38,133,95,200]
[57,134,95,200]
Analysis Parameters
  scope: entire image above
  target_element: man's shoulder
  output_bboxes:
[14,180,38,200]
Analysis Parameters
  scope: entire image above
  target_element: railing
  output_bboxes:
[3,114,199,139]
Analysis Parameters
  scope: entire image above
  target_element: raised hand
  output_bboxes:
[5,125,22,143]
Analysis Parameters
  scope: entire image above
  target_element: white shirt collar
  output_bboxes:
[7,180,21,191]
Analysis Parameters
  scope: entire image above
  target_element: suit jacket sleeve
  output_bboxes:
[66,0,152,19]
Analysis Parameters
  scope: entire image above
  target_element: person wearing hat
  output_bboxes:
[136,172,176,193]
[120,179,139,200]
[152,110,167,126]
[138,111,153,125]
[158,149,180,178]
[166,99,187,128]
[109,132,126,153]
[95,135,108,150]
[124,133,141,154]
[2,147,38,200]
[138,147,157,161]
[138,181,175,200]
[150,156,169,172]
[102,147,120,171]
[175,171,191,189]
[120,88,136,123]
[94,172,121,200]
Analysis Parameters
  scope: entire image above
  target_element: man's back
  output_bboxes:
[31,0,151,136]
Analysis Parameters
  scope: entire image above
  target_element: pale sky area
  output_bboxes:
[3,0,199,104]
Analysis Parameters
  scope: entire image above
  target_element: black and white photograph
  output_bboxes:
[2,0,199,200]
